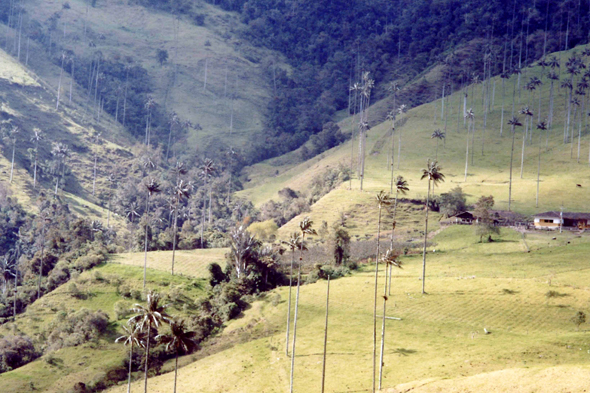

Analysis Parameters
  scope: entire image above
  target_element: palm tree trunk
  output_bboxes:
[372,203,383,393]
[208,184,213,225]
[464,125,469,182]
[509,125,516,211]
[9,141,15,184]
[200,177,208,246]
[143,195,150,289]
[320,275,330,393]
[290,235,305,393]
[536,132,542,208]
[173,351,179,393]
[378,259,388,390]
[389,130,395,194]
[285,250,294,356]
[127,345,133,393]
[397,131,401,170]
[37,221,46,300]
[144,325,151,393]
[421,180,431,294]
[33,143,38,188]
[92,153,98,196]
[520,122,526,179]
[171,200,179,275]
[500,79,505,136]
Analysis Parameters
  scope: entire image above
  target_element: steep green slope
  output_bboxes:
[21,0,283,151]
[240,45,590,235]
[106,227,590,392]
[0,262,206,392]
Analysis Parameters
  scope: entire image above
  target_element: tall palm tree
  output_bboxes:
[519,107,533,179]
[166,112,180,162]
[36,214,51,300]
[320,274,330,393]
[6,125,19,184]
[386,110,395,175]
[546,70,559,150]
[372,191,391,393]
[200,159,216,245]
[50,142,69,195]
[570,97,581,159]
[378,249,402,390]
[30,129,43,188]
[389,176,408,295]
[92,132,101,196]
[431,129,445,160]
[357,72,374,191]
[290,217,316,393]
[464,108,474,182]
[420,160,445,294]
[171,179,191,275]
[396,104,407,170]
[56,51,66,111]
[156,319,198,393]
[281,233,304,357]
[507,117,523,211]
[125,202,140,224]
[144,97,156,148]
[499,71,511,136]
[536,121,547,208]
[129,290,171,393]
[115,321,146,393]
[142,179,161,289]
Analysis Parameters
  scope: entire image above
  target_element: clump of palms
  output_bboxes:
[420,160,445,294]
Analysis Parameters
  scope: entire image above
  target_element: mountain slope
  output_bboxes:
[239,44,590,236]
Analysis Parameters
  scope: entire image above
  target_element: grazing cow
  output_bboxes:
[576,184,582,188]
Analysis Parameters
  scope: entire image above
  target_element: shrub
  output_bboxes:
[0,335,39,373]
[113,300,132,320]
[74,254,106,271]
[248,220,278,242]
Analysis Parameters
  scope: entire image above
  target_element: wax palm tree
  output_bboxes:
[378,249,402,390]
[570,97,581,159]
[420,160,445,294]
[30,129,43,188]
[125,202,140,224]
[464,108,474,182]
[358,73,374,191]
[156,319,198,393]
[36,214,51,300]
[396,104,407,169]
[129,291,171,393]
[431,129,445,160]
[199,159,216,244]
[530,76,543,123]
[0,252,17,302]
[389,176,408,295]
[115,321,146,393]
[50,142,69,195]
[92,132,101,196]
[142,179,161,288]
[372,191,391,392]
[56,51,66,110]
[144,97,156,148]
[386,110,395,177]
[519,107,533,178]
[290,217,316,393]
[507,117,523,211]
[536,121,547,207]
[4,125,19,184]
[281,233,304,357]
[499,71,511,136]
[171,179,191,275]
[546,70,559,149]
[564,63,580,143]
[166,112,180,161]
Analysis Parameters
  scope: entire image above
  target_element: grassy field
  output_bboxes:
[0,262,207,392]
[104,226,590,392]
[111,248,228,279]
[239,45,590,239]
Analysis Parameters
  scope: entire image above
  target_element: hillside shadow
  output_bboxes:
[393,348,417,356]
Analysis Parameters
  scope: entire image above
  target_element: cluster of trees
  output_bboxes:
[0,192,115,322]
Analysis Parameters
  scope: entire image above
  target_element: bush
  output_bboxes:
[114,300,132,320]
[248,220,278,242]
[45,308,109,352]
[74,254,106,271]
[0,335,39,373]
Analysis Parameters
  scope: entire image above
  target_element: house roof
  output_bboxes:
[534,211,590,220]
